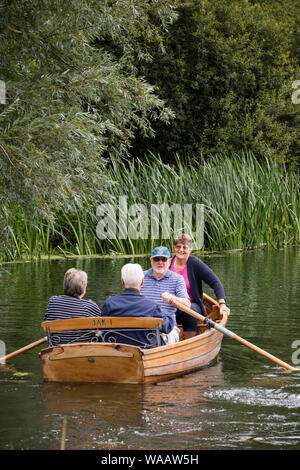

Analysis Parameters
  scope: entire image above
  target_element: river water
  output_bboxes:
[0,248,299,451]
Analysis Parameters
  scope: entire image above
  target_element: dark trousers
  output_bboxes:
[176,301,203,332]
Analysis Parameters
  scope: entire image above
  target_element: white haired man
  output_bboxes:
[101,263,174,348]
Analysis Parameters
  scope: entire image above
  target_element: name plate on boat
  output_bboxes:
[41,316,163,332]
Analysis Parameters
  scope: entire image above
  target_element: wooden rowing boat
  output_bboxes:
[39,293,228,384]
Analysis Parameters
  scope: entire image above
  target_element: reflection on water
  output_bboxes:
[39,363,225,450]
[0,247,300,450]
[41,363,225,422]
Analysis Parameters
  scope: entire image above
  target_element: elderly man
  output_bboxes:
[140,246,191,343]
[44,267,101,345]
[101,263,174,348]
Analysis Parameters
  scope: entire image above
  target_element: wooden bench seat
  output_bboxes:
[41,316,164,332]
[41,317,164,348]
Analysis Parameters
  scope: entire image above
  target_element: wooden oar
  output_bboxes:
[0,337,47,364]
[170,297,297,372]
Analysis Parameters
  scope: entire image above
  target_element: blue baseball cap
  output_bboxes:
[151,246,171,259]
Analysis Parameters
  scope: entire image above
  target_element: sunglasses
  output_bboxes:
[152,257,169,262]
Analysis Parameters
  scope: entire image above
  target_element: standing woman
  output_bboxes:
[170,234,230,339]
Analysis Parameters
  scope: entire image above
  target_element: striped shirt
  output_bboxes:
[44,295,101,346]
[140,269,189,321]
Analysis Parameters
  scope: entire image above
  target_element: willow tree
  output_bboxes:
[0,0,176,255]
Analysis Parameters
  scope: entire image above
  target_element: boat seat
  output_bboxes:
[41,316,164,348]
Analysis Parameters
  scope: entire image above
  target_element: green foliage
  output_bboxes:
[98,151,300,252]
[2,152,299,260]
[0,0,176,236]
[134,0,300,162]
[0,0,299,261]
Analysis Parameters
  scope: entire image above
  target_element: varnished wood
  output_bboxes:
[39,295,228,384]
[232,334,297,372]
[170,295,297,372]
[41,343,144,383]
[41,316,163,332]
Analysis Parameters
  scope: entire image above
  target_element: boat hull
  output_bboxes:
[40,342,145,383]
[39,319,226,384]
[143,327,223,383]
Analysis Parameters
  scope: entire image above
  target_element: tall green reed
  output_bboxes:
[1,151,299,261]
[98,151,299,252]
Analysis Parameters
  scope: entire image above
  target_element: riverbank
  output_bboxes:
[2,244,299,268]
[0,249,239,267]
[1,152,299,262]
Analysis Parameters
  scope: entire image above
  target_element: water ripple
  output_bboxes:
[204,387,300,409]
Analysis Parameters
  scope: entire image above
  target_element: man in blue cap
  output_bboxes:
[140,246,191,343]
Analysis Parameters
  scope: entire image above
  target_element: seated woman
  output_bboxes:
[100,263,174,348]
[44,268,101,345]
[170,234,230,339]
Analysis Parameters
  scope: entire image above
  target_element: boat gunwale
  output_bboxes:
[143,341,222,373]
[141,314,227,356]
[39,312,227,357]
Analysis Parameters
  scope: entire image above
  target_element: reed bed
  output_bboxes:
[1,152,299,260]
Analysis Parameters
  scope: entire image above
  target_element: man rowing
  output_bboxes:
[140,246,191,343]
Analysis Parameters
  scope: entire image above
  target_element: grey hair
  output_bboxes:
[63,268,88,297]
[121,263,144,288]
[174,233,193,248]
